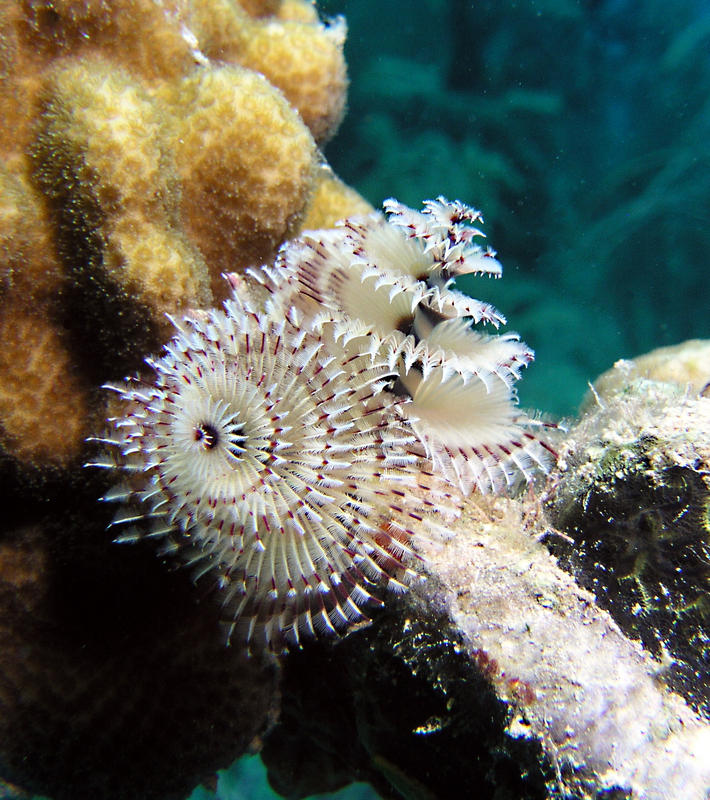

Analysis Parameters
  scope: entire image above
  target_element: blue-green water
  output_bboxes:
[186,756,375,800]
[323,0,710,419]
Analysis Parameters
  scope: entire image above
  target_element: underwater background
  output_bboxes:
[177,0,710,798]
[12,0,708,799]
[323,0,710,421]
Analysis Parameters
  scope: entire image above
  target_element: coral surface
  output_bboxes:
[0,0,358,471]
[262,604,552,799]
[0,504,279,800]
[587,339,710,404]
[547,348,710,717]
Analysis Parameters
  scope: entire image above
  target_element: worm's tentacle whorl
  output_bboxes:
[92,297,453,651]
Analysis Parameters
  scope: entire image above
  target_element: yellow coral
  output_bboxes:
[32,58,212,322]
[302,166,373,230]
[165,65,317,294]
[277,0,321,23]
[0,310,94,465]
[590,340,710,402]
[187,0,346,141]
[0,2,367,795]
[239,0,283,17]
[0,0,362,469]
[0,166,62,307]
[234,17,347,142]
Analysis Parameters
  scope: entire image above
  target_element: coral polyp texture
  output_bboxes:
[92,294,453,651]
[255,197,556,494]
[0,0,362,471]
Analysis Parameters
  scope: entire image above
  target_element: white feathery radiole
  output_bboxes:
[88,294,455,652]
[89,196,556,652]
[254,196,557,495]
